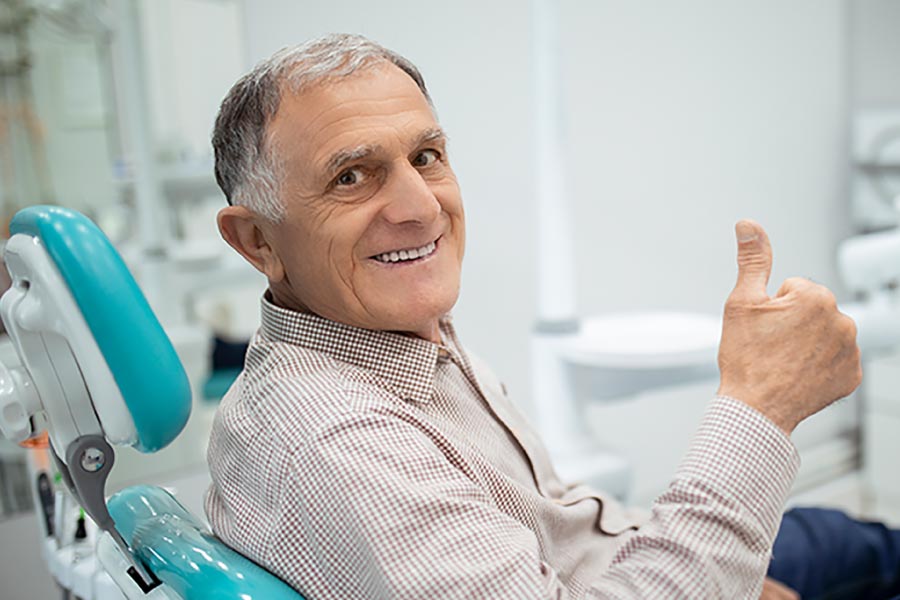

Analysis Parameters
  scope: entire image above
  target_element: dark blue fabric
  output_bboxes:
[767,507,900,600]
[211,335,250,370]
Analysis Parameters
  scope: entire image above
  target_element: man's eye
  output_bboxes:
[412,149,440,168]
[336,168,364,186]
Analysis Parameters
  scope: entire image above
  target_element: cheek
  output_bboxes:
[433,180,464,218]
[316,214,378,277]
[442,191,466,252]
[271,221,330,288]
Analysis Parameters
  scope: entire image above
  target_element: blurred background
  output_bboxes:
[1,0,899,597]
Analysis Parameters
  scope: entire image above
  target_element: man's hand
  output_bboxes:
[717,220,862,435]
[760,577,801,600]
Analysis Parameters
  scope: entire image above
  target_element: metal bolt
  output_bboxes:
[80,447,105,472]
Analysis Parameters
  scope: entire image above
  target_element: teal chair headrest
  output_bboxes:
[109,485,304,599]
[9,205,191,452]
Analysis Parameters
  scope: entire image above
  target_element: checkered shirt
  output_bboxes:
[205,296,800,599]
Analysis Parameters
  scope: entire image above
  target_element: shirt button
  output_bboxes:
[437,348,451,361]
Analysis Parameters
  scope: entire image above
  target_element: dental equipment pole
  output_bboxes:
[110,0,174,325]
[530,0,632,491]
[530,0,584,465]
[532,0,578,328]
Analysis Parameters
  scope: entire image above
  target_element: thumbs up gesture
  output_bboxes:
[717,220,861,435]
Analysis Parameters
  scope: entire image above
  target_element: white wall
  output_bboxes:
[140,0,246,162]
[851,0,900,107]
[565,1,852,317]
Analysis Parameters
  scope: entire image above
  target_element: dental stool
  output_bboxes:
[0,206,302,599]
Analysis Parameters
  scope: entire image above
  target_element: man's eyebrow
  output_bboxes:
[325,144,383,176]
[414,127,447,148]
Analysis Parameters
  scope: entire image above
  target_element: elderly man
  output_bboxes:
[205,34,900,599]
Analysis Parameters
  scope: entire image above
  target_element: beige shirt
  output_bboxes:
[205,296,799,599]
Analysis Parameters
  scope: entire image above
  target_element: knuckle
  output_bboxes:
[722,299,736,317]
[811,284,836,307]
[723,297,745,316]
[841,314,859,339]
[847,351,863,390]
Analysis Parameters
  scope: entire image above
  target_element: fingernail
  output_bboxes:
[736,222,758,243]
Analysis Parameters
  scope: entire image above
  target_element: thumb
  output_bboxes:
[732,219,772,302]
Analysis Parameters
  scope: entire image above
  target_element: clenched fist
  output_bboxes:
[717,220,862,435]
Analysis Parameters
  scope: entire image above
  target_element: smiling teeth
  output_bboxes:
[376,241,436,263]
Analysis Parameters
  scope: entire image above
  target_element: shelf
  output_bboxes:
[115,163,220,199]
[857,161,900,171]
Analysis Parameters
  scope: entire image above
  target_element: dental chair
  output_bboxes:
[0,206,302,599]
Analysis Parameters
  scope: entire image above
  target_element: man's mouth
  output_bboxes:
[371,237,439,264]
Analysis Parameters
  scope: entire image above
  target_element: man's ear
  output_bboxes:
[217,205,285,283]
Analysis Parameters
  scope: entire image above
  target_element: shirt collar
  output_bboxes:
[259,294,455,404]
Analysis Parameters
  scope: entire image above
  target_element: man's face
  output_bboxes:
[261,63,465,339]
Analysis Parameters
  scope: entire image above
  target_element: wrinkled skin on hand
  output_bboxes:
[717,220,862,435]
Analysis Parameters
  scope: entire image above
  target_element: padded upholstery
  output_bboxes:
[12,205,303,597]
[108,485,304,599]
[10,205,190,452]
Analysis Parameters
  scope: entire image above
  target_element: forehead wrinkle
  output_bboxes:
[303,88,424,141]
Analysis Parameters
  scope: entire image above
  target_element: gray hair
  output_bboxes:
[212,33,432,221]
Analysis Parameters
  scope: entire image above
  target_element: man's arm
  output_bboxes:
[593,219,860,598]
[588,219,860,598]
[596,396,799,598]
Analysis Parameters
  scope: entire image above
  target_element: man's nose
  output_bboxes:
[378,162,441,225]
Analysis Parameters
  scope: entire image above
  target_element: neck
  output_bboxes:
[406,321,442,344]
[269,285,309,315]
[268,287,443,344]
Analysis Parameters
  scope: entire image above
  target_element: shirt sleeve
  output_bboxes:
[266,397,798,600]
[589,395,800,599]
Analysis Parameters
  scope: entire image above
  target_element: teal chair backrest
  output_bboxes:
[12,206,304,598]
[10,205,189,452]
